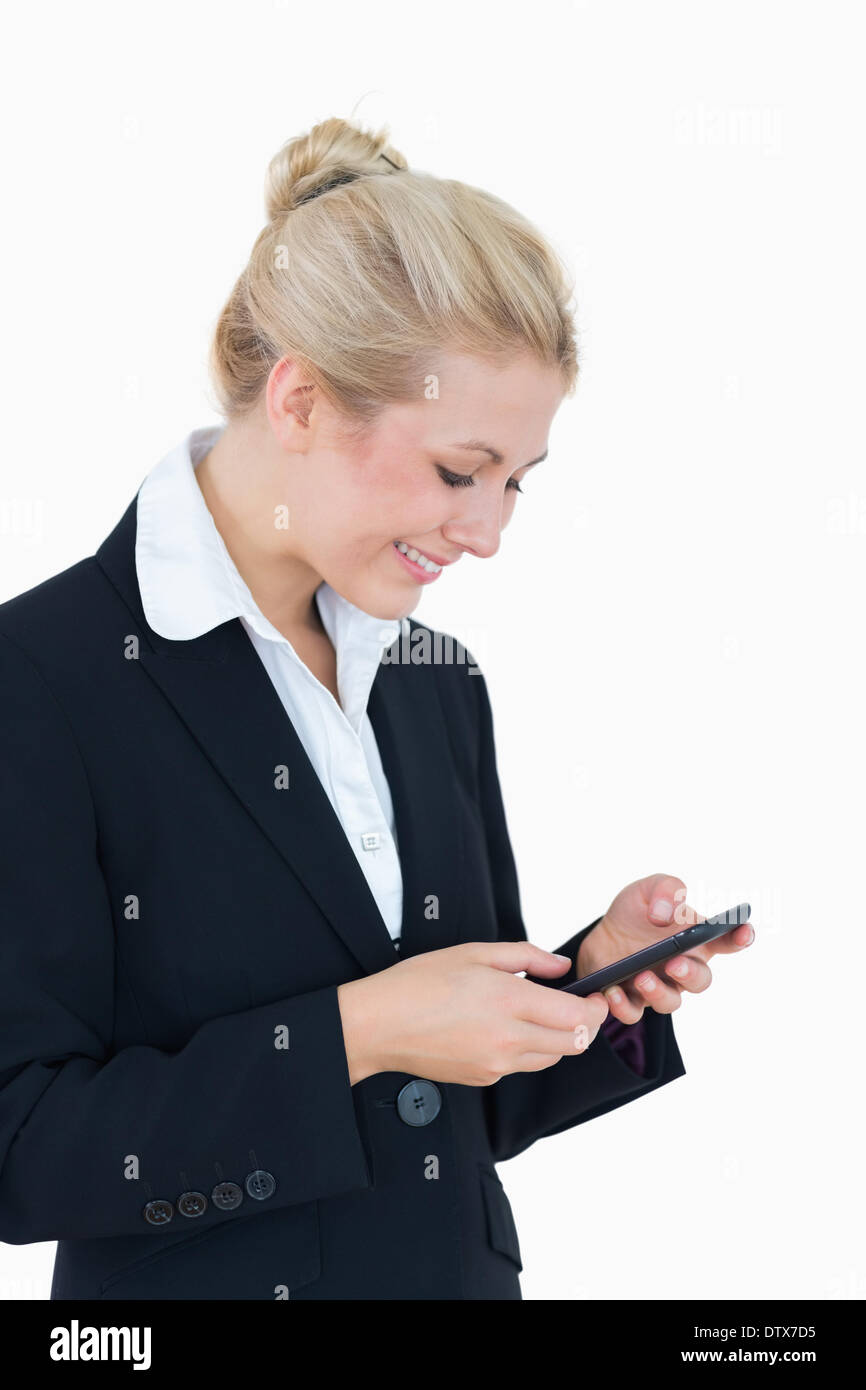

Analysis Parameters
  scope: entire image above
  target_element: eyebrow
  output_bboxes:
[448,439,548,468]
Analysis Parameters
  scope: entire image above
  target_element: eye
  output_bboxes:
[436,466,474,489]
[436,465,524,494]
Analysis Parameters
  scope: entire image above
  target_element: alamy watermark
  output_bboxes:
[378,620,483,673]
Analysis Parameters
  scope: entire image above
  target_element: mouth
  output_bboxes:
[392,540,449,582]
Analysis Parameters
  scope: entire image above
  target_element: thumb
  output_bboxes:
[465,940,573,978]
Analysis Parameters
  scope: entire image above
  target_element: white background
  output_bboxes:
[1,0,862,1301]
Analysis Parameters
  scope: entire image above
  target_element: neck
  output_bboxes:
[195,420,326,636]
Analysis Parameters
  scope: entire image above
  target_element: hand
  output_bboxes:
[577,874,755,1024]
[337,941,610,1087]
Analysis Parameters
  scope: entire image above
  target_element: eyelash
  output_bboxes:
[436,466,524,494]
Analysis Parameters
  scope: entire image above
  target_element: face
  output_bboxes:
[268,349,565,621]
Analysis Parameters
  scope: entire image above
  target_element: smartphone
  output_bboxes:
[560,902,752,998]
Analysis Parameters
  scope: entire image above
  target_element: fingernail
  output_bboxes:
[574,1024,589,1051]
[669,960,688,978]
[652,899,673,923]
[553,953,571,962]
[745,927,755,945]
[636,973,656,991]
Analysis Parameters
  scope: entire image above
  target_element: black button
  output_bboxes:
[396,1079,441,1127]
[245,1169,276,1201]
[177,1190,208,1218]
[211,1180,243,1211]
[143,1198,173,1226]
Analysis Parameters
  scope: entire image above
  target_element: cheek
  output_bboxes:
[366,456,441,519]
[315,454,448,549]
[384,485,449,538]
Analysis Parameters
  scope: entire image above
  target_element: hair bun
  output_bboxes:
[265,115,407,221]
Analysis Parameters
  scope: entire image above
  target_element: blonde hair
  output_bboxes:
[208,116,579,431]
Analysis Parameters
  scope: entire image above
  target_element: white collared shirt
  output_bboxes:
[135,424,404,948]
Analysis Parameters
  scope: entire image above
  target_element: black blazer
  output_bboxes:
[0,494,685,1301]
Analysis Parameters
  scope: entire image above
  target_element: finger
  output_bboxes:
[603,983,646,1024]
[517,1051,572,1073]
[466,939,574,978]
[643,876,689,926]
[672,898,703,928]
[653,896,703,930]
[705,920,756,957]
[661,955,712,994]
[512,1019,605,1057]
[517,980,609,1031]
[631,970,683,1013]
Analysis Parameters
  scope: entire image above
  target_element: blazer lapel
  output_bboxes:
[367,663,466,959]
[95,496,465,979]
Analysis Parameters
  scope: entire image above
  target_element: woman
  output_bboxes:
[0,117,753,1301]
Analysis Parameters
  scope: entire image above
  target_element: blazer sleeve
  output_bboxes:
[471,666,687,1165]
[0,630,372,1244]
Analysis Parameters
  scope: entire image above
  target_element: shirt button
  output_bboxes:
[396,1080,442,1127]
[360,831,381,851]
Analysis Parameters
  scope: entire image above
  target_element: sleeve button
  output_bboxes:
[143,1198,174,1226]
[245,1169,276,1201]
[177,1190,208,1218]
[211,1180,244,1211]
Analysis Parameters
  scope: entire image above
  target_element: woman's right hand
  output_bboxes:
[336,941,610,1087]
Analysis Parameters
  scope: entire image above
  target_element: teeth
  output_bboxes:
[394,541,442,573]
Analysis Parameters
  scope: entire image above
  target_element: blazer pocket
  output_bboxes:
[478,1164,523,1272]
[100,1200,321,1300]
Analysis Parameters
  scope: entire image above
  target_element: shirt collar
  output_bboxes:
[135,425,402,724]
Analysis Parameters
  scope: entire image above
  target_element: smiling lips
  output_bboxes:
[392,540,456,583]
[393,540,445,574]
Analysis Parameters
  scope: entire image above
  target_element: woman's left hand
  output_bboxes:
[578,874,755,1023]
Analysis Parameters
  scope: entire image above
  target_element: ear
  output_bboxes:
[266,358,318,443]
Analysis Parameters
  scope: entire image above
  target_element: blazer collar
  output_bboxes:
[95,492,467,977]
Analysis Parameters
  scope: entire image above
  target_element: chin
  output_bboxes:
[361,584,419,624]
[369,594,418,622]
[328,574,412,624]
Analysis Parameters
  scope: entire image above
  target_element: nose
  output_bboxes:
[442,497,504,560]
